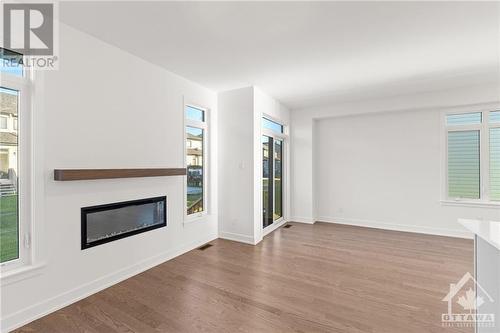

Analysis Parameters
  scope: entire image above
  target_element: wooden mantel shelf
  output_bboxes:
[54,168,186,181]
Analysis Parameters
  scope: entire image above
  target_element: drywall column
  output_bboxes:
[218,86,291,244]
[218,87,257,244]
[290,111,315,223]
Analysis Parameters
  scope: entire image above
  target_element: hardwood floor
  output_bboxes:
[15,222,474,333]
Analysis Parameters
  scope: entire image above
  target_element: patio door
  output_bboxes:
[262,135,283,228]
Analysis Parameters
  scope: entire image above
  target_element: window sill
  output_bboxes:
[184,213,208,225]
[0,262,46,286]
[440,200,500,209]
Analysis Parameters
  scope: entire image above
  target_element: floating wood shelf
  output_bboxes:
[54,168,186,181]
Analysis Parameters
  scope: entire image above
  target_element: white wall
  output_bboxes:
[1,24,218,332]
[218,87,290,244]
[315,108,500,237]
[290,82,500,235]
[290,111,314,223]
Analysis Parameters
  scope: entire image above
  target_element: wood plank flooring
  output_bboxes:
[14,222,474,333]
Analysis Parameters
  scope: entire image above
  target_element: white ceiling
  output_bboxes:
[60,1,500,110]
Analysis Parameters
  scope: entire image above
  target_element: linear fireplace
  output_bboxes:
[81,196,167,249]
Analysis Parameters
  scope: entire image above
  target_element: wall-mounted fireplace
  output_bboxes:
[81,196,167,249]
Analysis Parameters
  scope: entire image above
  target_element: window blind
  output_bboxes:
[448,130,480,199]
[490,111,500,123]
[490,128,500,201]
[447,113,482,126]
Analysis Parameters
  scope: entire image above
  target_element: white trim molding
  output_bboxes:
[440,200,500,209]
[289,216,316,224]
[0,262,46,287]
[218,231,257,245]
[1,235,217,333]
[262,219,287,237]
[316,216,474,239]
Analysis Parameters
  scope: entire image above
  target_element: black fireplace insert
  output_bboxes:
[81,196,167,249]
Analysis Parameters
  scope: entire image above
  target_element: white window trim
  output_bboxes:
[261,114,288,229]
[0,66,36,278]
[183,101,209,223]
[441,106,500,208]
[0,62,46,285]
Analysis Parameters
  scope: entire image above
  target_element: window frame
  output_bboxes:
[0,64,34,272]
[442,107,500,207]
[184,102,209,223]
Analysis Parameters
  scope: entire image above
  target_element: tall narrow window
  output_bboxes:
[1,86,20,263]
[1,49,31,270]
[262,136,272,227]
[185,105,207,216]
[274,139,283,220]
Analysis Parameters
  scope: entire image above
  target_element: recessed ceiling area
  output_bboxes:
[60,1,500,109]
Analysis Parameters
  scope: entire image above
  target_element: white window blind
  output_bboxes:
[447,112,482,126]
[447,130,480,199]
[490,111,500,123]
[491,128,500,201]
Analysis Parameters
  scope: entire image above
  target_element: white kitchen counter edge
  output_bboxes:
[459,218,500,251]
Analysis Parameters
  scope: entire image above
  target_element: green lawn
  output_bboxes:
[263,178,282,220]
[0,195,19,263]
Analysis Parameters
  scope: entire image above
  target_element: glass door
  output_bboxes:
[273,139,283,221]
[262,135,284,228]
[262,136,273,228]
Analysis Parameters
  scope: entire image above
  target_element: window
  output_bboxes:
[1,88,20,264]
[262,117,283,134]
[0,116,7,129]
[446,112,482,126]
[0,48,23,78]
[491,127,500,200]
[186,105,204,122]
[490,111,500,124]
[445,110,500,202]
[447,130,480,199]
[185,105,207,217]
[0,49,32,271]
[1,86,21,265]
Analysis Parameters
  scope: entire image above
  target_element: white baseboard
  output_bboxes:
[1,234,218,333]
[316,216,473,239]
[289,216,315,224]
[219,231,256,245]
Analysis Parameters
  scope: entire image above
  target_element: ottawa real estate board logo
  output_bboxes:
[442,272,495,328]
[2,2,59,70]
